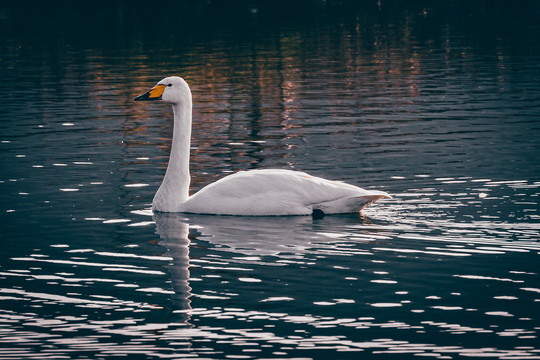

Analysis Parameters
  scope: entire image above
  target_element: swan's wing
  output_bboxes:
[179,169,389,216]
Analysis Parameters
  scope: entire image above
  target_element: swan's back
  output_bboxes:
[179,169,389,216]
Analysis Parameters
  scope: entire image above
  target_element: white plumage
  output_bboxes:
[134,76,390,216]
[182,169,388,215]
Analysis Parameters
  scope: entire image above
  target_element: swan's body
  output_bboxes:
[135,76,390,216]
[169,168,387,215]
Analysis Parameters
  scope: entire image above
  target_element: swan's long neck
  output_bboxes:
[152,102,192,211]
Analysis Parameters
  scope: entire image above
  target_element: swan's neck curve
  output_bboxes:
[152,102,192,212]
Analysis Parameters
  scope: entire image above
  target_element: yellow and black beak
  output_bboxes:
[134,84,167,101]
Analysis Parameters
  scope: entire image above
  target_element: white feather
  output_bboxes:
[181,169,388,215]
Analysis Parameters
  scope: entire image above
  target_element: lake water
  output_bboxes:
[1,2,540,359]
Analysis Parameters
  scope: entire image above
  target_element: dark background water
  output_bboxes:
[1,1,539,359]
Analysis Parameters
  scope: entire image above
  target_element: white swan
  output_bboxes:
[134,76,390,216]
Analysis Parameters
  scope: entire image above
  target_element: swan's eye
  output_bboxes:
[167,84,172,87]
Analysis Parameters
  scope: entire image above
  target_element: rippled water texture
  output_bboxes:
[1,1,540,359]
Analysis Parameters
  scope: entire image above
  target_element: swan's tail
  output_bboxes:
[355,193,391,211]
[312,191,391,214]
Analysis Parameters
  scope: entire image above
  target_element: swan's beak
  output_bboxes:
[134,84,166,101]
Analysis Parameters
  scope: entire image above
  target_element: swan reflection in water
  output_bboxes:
[153,212,193,322]
[153,212,386,319]
[154,211,383,255]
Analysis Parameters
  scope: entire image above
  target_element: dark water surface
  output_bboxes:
[1,2,540,359]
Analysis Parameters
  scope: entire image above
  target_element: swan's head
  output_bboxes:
[134,76,191,105]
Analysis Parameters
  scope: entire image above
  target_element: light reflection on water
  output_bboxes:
[1,2,540,359]
[1,198,539,358]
